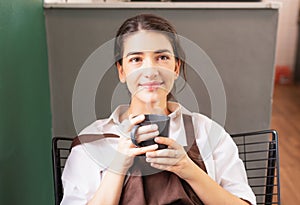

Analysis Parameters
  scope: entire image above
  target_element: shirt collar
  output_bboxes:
[98,102,190,146]
[102,102,184,123]
[98,105,129,128]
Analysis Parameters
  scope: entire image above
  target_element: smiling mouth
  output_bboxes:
[139,82,163,90]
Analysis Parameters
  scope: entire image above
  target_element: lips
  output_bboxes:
[140,81,163,86]
[139,81,163,90]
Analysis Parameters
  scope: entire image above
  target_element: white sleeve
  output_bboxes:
[60,180,88,205]
[213,130,257,205]
[60,145,102,205]
[192,113,256,204]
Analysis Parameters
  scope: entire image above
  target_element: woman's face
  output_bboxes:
[117,30,180,105]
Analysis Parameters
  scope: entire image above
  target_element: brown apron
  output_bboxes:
[72,114,207,205]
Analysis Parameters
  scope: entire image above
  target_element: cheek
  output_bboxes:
[124,69,142,93]
[164,79,175,93]
[161,69,176,92]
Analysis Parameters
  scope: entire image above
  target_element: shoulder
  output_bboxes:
[189,112,231,160]
[179,104,228,144]
[79,118,109,135]
[179,105,216,132]
[61,144,103,203]
[63,136,117,180]
[62,144,97,183]
[190,112,226,138]
[191,112,213,127]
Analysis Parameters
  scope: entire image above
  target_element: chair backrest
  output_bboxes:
[52,129,281,205]
[231,129,281,205]
[52,137,73,205]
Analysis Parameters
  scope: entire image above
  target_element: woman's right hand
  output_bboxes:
[114,114,159,174]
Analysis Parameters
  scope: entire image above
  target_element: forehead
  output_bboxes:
[123,31,174,55]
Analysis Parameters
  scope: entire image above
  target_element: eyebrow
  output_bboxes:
[125,49,172,58]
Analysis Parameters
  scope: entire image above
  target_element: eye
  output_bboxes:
[129,57,142,64]
[157,55,170,61]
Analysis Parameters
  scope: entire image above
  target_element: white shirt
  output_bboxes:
[61,103,256,205]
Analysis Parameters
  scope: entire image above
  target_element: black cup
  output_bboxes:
[130,114,170,149]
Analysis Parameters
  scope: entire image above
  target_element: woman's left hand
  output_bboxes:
[145,137,197,180]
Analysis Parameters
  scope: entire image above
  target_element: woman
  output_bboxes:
[61,14,256,205]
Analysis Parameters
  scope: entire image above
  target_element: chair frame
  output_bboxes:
[52,137,73,205]
[231,129,281,205]
[52,129,281,205]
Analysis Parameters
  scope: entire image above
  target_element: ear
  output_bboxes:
[117,62,126,83]
[174,59,181,79]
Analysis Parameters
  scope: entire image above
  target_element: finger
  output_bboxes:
[117,137,138,153]
[149,163,174,172]
[146,157,180,166]
[136,124,158,135]
[118,117,142,138]
[146,148,182,158]
[136,125,159,143]
[154,137,181,149]
[131,144,158,156]
[126,114,145,132]
[136,132,159,144]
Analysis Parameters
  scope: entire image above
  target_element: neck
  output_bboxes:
[127,98,169,117]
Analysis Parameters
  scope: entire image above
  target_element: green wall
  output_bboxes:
[0,0,53,204]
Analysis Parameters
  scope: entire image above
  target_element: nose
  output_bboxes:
[143,58,158,79]
[143,57,156,68]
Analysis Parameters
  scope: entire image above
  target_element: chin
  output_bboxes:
[140,93,167,104]
[133,88,168,103]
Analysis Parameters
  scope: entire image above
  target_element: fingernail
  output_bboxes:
[152,124,158,130]
[150,144,158,150]
[154,137,160,142]
[146,152,152,157]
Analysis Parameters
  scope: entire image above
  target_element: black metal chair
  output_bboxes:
[52,137,73,205]
[52,129,281,205]
[231,130,281,205]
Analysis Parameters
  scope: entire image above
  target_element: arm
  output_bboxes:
[146,137,252,205]
[87,141,159,205]
[61,114,159,205]
[182,159,251,205]
[87,170,125,205]
[87,115,159,205]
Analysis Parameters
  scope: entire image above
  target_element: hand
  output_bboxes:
[145,137,197,180]
[113,115,159,174]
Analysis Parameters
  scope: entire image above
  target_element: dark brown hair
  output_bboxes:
[114,14,187,100]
